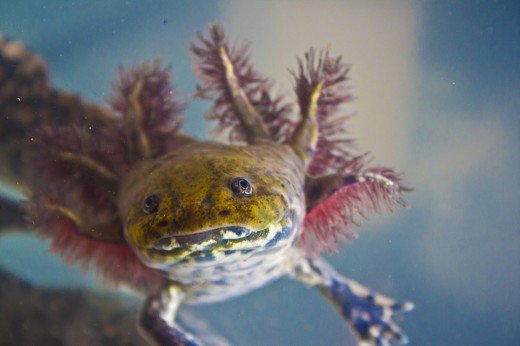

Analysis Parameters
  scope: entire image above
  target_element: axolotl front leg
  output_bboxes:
[139,285,201,346]
[291,256,413,346]
[137,261,413,346]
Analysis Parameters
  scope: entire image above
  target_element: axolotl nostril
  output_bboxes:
[0,24,413,345]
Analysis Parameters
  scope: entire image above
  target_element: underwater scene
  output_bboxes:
[0,1,518,345]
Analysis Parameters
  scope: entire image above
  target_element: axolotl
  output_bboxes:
[0,25,412,345]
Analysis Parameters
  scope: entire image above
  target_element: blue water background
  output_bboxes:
[0,1,518,345]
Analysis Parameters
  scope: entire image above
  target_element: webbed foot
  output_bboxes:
[292,256,413,345]
[326,277,413,345]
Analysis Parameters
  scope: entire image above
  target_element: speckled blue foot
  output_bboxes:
[325,277,413,345]
[292,256,413,346]
[139,285,202,346]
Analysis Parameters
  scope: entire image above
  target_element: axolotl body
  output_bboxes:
[118,140,411,345]
[0,25,412,346]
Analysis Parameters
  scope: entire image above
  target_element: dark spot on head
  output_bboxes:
[157,220,169,227]
[200,192,213,206]
[219,210,230,217]
[171,218,185,229]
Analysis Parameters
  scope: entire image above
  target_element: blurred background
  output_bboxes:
[0,1,518,345]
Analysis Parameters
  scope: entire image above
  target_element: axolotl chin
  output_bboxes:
[0,25,413,346]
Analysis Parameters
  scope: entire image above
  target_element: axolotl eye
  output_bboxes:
[230,177,253,197]
[143,194,160,214]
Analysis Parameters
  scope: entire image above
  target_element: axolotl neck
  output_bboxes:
[118,140,306,303]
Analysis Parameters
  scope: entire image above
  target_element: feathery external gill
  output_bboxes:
[191,24,293,143]
[291,49,355,174]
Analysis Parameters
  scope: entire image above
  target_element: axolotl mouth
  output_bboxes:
[140,224,289,268]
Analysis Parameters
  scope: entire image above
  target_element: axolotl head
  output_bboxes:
[118,141,305,269]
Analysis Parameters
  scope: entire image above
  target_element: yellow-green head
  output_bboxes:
[118,141,305,268]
